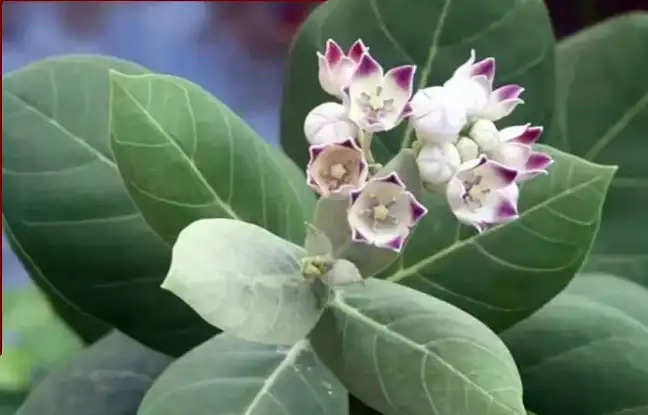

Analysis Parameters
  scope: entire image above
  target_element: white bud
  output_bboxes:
[456,137,480,162]
[304,102,358,145]
[410,87,467,144]
[469,119,500,152]
[416,143,461,185]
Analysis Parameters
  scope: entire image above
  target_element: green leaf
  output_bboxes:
[163,219,326,345]
[501,274,648,415]
[281,0,555,167]
[17,332,172,415]
[109,71,315,245]
[0,285,82,393]
[138,334,347,415]
[546,13,648,287]
[310,279,525,415]
[380,146,616,332]
[2,56,216,356]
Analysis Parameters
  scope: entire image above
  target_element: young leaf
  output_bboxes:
[16,332,171,415]
[502,274,648,415]
[2,56,215,356]
[163,219,327,345]
[310,279,526,415]
[545,13,648,287]
[109,72,315,245]
[281,0,555,166]
[138,334,348,415]
[381,146,616,332]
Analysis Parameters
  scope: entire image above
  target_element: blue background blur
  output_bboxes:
[2,1,315,287]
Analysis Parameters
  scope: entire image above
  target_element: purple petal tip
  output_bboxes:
[325,39,343,65]
[411,201,428,222]
[496,84,524,101]
[355,54,381,77]
[498,200,518,218]
[352,229,367,242]
[390,65,416,90]
[495,164,518,184]
[386,236,404,252]
[348,39,367,62]
[526,152,553,170]
[516,126,543,145]
[381,172,404,187]
[472,58,495,81]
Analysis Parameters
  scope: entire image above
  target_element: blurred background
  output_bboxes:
[1,0,647,405]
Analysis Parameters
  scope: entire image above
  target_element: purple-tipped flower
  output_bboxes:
[473,122,553,182]
[347,173,427,252]
[444,50,524,122]
[346,54,416,132]
[447,157,520,232]
[307,139,369,197]
[318,39,369,98]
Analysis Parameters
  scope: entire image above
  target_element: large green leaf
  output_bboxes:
[310,279,525,415]
[109,72,315,245]
[0,286,82,393]
[502,274,648,415]
[163,219,327,345]
[380,146,616,332]
[138,334,347,415]
[281,0,555,167]
[2,55,216,356]
[17,332,172,415]
[546,13,648,287]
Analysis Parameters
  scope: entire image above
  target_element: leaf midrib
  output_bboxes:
[388,174,604,282]
[111,77,242,222]
[332,293,521,415]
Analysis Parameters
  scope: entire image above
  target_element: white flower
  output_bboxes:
[456,137,479,162]
[318,39,368,98]
[346,54,416,132]
[347,173,427,252]
[447,157,519,232]
[470,119,500,152]
[470,122,553,182]
[410,86,467,144]
[304,102,358,145]
[306,139,368,196]
[444,50,525,122]
[416,142,461,185]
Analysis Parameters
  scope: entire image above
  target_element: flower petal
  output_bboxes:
[481,98,525,121]
[474,159,518,188]
[499,124,531,142]
[514,126,544,145]
[324,39,344,66]
[471,57,496,83]
[452,49,477,79]
[348,39,368,63]
[493,84,524,101]
[492,142,532,171]
[517,151,554,181]
[380,65,416,130]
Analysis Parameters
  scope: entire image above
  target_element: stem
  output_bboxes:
[359,130,375,165]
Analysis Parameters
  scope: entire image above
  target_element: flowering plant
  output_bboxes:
[3,3,647,415]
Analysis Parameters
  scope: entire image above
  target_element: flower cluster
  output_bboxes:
[303,40,552,252]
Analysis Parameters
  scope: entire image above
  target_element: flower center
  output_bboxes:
[373,204,390,221]
[461,174,491,210]
[359,86,395,124]
[363,194,399,230]
[329,163,347,180]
